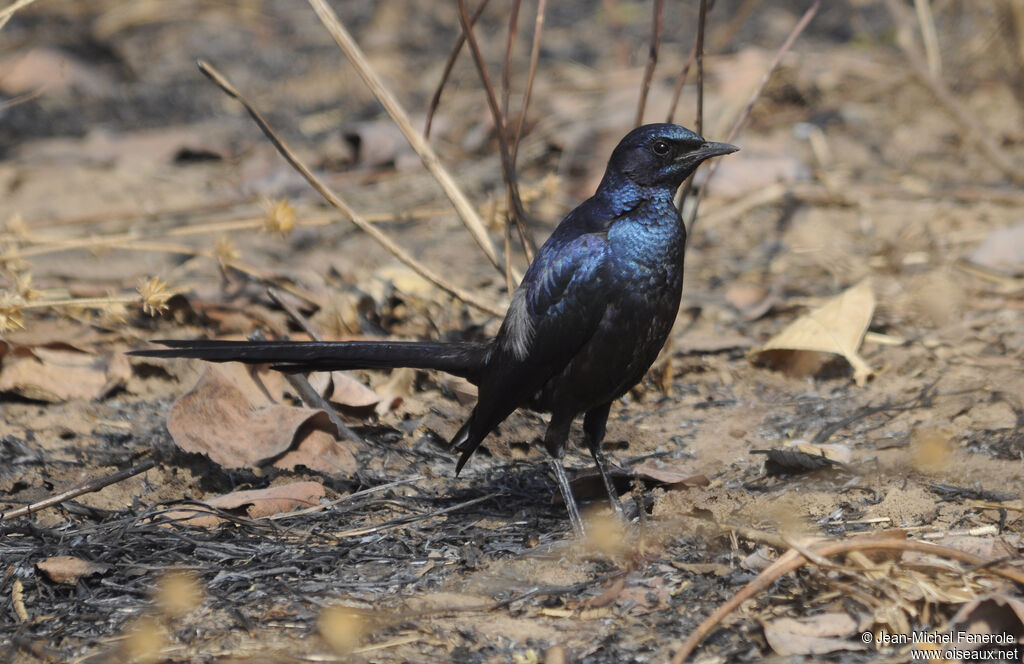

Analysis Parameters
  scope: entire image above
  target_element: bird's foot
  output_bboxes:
[549,457,586,538]
[590,448,627,522]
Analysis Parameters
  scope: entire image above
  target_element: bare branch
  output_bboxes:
[197,60,504,317]
[425,0,490,139]
[455,0,536,262]
[686,0,821,235]
[634,0,664,126]
[1,458,156,521]
[307,0,504,271]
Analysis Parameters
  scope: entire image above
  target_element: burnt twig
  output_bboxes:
[1,458,156,521]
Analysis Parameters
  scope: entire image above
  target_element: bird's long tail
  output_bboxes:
[129,339,489,382]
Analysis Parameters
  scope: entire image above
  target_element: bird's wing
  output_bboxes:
[454,228,614,470]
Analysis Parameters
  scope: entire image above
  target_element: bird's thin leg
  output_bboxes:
[544,415,585,537]
[549,457,585,538]
[583,403,626,520]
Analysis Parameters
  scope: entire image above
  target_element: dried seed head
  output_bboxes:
[138,277,172,316]
[214,235,240,268]
[120,616,167,664]
[0,291,26,332]
[264,198,296,238]
[318,605,365,654]
[155,570,204,618]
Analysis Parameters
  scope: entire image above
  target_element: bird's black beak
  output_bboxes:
[682,141,739,161]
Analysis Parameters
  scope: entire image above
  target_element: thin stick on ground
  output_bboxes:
[669,534,1024,663]
[424,0,490,139]
[1,458,156,521]
[455,0,535,262]
[196,60,504,318]
[307,0,504,272]
[686,0,821,235]
[634,0,664,126]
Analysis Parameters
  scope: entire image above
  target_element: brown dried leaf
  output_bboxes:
[167,366,339,469]
[36,556,111,585]
[0,351,109,402]
[376,265,437,297]
[793,441,854,464]
[749,280,876,385]
[740,546,777,572]
[946,594,1024,651]
[762,613,866,656]
[630,459,710,487]
[440,375,478,405]
[274,429,358,477]
[161,481,326,528]
[329,371,380,409]
[374,367,416,416]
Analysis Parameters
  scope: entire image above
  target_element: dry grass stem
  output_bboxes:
[1,459,156,521]
[913,0,942,76]
[307,0,503,272]
[454,0,534,263]
[424,0,490,139]
[0,0,41,31]
[686,0,821,235]
[884,0,1024,186]
[196,59,504,317]
[634,0,664,126]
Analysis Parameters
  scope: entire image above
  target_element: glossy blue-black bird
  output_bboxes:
[131,123,738,536]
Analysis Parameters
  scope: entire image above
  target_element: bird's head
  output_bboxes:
[605,123,738,191]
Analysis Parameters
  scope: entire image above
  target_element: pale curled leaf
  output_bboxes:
[0,350,116,402]
[374,366,416,416]
[159,481,326,528]
[749,280,876,385]
[36,556,111,585]
[762,613,866,656]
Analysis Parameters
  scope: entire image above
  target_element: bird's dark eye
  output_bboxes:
[651,139,672,156]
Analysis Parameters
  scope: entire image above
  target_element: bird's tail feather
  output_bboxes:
[130,339,488,382]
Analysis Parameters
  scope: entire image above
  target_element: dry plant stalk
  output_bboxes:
[1,458,156,521]
[883,0,1024,186]
[196,60,503,318]
[306,0,503,272]
[686,0,822,234]
[454,0,534,261]
[424,0,490,139]
[634,0,664,126]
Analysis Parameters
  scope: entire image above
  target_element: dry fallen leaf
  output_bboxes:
[762,613,866,656]
[160,481,326,528]
[329,370,381,409]
[749,280,876,385]
[36,556,111,585]
[167,366,341,469]
[374,367,416,416]
[0,350,112,402]
[274,429,358,476]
